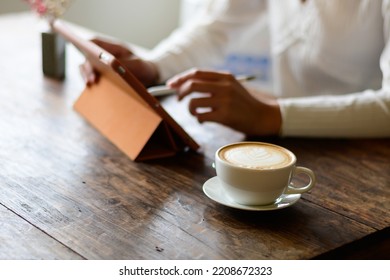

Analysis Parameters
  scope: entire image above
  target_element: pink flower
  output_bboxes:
[24,0,70,19]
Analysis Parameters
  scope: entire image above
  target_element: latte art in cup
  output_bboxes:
[219,143,293,169]
[214,142,316,206]
[215,142,316,205]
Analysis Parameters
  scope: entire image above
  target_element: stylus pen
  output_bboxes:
[234,75,256,82]
[148,75,256,97]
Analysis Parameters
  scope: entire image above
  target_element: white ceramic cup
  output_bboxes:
[215,142,316,206]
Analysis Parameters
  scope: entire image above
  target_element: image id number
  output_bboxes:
[212,266,272,276]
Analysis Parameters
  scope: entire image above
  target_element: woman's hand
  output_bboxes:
[79,38,159,87]
[167,69,282,136]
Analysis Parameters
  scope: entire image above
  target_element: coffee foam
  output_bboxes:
[219,143,293,169]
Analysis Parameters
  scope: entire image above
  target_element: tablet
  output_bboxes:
[52,20,199,161]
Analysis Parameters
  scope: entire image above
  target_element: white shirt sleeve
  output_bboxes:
[148,0,267,82]
[279,90,390,137]
[278,1,390,138]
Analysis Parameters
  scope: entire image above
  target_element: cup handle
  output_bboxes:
[285,166,316,194]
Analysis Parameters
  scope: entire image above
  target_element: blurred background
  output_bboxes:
[0,0,205,49]
[0,0,272,88]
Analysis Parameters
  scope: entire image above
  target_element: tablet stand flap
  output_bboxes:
[74,76,179,161]
[136,121,179,161]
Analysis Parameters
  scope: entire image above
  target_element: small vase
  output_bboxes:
[41,30,66,80]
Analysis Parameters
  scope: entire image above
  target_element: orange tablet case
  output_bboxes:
[52,20,199,161]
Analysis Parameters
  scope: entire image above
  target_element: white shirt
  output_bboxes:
[149,0,390,138]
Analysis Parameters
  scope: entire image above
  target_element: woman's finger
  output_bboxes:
[195,110,226,124]
[167,68,233,87]
[176,78,238,101]
[188,96,218,116]
[79,61,98,86]
[91,38,133,58]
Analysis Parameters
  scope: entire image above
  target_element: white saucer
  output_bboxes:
[202,176,301,211]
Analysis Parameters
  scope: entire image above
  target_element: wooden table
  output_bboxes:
[0,13,389,260]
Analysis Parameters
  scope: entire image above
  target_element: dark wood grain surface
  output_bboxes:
[0,14,389,260]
